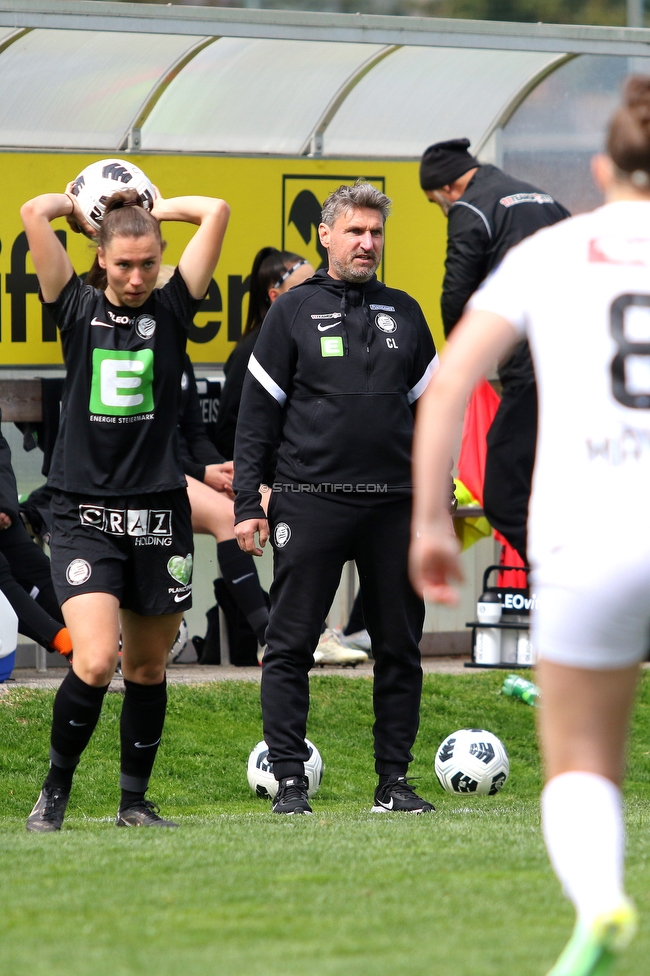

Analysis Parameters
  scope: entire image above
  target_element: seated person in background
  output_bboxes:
[177,351,269,648]
[0,424,72,658]
[212,247,314,461]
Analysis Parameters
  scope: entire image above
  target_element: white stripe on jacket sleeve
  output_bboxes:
[247,353,288,407]
[407,354,439,404]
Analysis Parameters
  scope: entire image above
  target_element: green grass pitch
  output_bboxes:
[2,671,650,976]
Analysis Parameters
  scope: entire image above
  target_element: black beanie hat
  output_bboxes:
[419,138,479,191]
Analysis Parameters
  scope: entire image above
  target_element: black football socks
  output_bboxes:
[119,677,167,808]
[47,668,110,791]
[217,539,269,644]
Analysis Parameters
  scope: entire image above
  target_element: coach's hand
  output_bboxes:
[235,518,269,556]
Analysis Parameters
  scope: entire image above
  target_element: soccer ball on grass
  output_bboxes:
[247,739,323,799]
[70,158,155,234]
[434,728,509,796]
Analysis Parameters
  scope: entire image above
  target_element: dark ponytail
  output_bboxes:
[607,75,650,185]
[242,247,306,338]
[85,189,163,291]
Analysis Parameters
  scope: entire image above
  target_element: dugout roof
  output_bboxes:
[1,2,650,210]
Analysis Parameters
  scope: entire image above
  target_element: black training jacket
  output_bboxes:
[212,325,261,462]
[233,270,437,523]
[442,164,570,385]
[178,354,225,482]
[0,424,20,525]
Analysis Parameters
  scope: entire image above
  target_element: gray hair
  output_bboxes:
[321,180,391,227]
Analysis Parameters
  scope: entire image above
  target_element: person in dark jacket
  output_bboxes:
[177,353,269,649]
[420,138,570,560]
[213,248,314,462]
[0,423,72,657]
[234,181,438,816]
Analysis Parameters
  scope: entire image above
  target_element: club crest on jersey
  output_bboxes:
[274,522,291,548]
[374,313,397,334]
[66,558,91,585]
[135,315,156,339]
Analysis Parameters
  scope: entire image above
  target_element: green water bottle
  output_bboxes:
[502,674,540,707]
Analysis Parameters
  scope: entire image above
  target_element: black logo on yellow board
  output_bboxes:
[282,175,386,279]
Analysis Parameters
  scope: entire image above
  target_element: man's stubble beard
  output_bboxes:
[328,250,379,283]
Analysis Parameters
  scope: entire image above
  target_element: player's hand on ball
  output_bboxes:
[235,518,269,556]
[63,181,96,238]
[409,522,463,605]
[204,462,234,497]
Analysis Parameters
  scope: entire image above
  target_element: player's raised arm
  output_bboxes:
[20,191,94,302]
[409,309,518,604]
[152,194,230,300]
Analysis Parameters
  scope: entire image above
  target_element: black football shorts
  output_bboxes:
[49,488,193,615]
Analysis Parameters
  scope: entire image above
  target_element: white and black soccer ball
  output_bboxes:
[70,158,155,233]
[168,618,189,664]
[247,738,323,799]
[434,728,509,796]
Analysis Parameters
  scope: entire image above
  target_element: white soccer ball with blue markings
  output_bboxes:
[247,739,323,799]
[434,728,509,796]
[70,158,155,233]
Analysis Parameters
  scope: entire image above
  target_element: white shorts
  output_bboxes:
[532,538,650,670]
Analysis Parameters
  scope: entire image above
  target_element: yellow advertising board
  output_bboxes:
[0,153,448,366]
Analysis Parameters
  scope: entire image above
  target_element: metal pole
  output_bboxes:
[627,0,644,28]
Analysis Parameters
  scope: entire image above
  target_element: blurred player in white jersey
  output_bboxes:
[409,76,650,976]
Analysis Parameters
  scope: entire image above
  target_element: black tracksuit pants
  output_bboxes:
[262,490,425,781]
[0,521,63,646]
[483,379,537,564]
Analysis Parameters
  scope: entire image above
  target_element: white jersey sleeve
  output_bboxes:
[467,236,538,337]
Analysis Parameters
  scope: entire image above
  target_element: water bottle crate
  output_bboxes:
[468,565,535,668]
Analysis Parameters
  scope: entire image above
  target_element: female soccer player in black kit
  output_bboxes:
[21,183,229,831]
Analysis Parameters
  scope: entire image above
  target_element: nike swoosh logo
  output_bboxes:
[134,738,161,749]
[174,591,191,602]
[317,322,339,332]
[231,572,254,584]
[91,317,114,328]
[376,798,394,810]
[69,720,87,727]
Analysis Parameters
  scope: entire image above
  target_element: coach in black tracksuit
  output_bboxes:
[234,182,438,815]
[421,139,569,560]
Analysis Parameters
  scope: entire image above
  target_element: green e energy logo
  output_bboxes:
[90,349,154,416]
[320,336,344,357]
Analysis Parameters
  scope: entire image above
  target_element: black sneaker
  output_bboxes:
[371,775,435,814]
[116,799,179,828]
[272,775,312,815]
[26,783,70,832]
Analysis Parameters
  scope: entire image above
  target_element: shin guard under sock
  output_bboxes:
[120,678,167,796]
[217,539,269,643]
[47,668,109,790]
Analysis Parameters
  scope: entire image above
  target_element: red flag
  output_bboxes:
[457,378,501,506]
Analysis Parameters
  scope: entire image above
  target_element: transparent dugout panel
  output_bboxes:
[502,54,650,214]
[141,37,385,154]
[0,29,201,149]
[323,46,561,159]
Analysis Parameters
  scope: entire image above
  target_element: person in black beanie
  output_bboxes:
[420,138,570,561]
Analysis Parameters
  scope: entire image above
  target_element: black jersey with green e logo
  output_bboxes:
[43,269,202,495]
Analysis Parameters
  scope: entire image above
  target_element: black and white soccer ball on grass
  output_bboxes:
[70,158,155,234]
[247,739,323,799]
[434,728,509,796]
